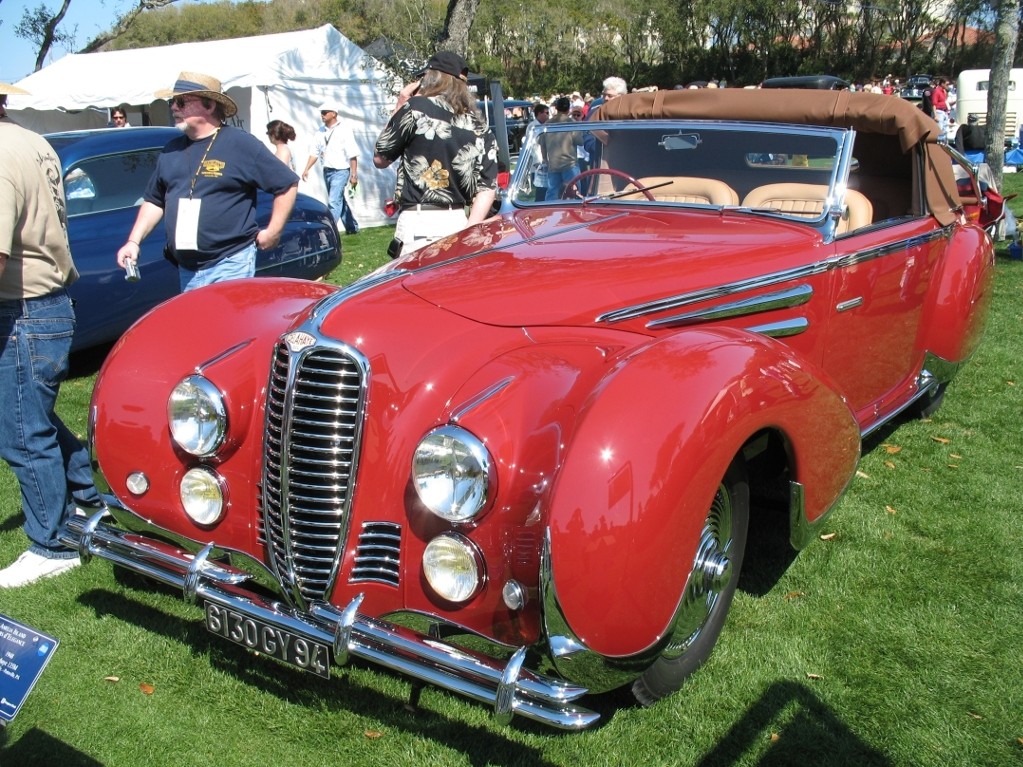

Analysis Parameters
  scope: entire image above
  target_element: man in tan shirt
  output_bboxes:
[0,83,100,588]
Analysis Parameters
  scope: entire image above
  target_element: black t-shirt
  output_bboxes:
[144,126,298,269]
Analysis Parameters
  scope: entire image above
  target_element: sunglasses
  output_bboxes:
[172,96,199,108]
[320,110,335,116]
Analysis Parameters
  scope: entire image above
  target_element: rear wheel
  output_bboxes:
[631,457,749,706]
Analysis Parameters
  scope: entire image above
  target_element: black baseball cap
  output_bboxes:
[419,51,469,82]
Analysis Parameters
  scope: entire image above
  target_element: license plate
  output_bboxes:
[204,602,330,679]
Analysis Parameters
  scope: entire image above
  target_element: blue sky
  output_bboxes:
[0,0,234,84]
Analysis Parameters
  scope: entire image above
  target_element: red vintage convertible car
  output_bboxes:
[64,90,995,730]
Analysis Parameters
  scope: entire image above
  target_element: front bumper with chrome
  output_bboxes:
[60,511,599,730]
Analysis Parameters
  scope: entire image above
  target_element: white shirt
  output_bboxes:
[312,122,358,170]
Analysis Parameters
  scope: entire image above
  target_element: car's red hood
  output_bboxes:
[397,206,824,327]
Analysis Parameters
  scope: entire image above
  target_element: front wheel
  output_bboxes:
[631,456,750,706]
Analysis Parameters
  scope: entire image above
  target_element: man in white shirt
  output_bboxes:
[302,101,360,234]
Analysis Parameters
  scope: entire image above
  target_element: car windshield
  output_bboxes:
[511,120,850,225]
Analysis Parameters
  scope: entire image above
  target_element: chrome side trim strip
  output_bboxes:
[195,339,254,374]
[859,355,959,439]
[599,262,829,323]
[60,513,599,731]
[309,270,406,322]
[450,376,515,422]
[745,318,810,338]
[836,297,863,312]
[647,284,813,329]
[599,227,951,325]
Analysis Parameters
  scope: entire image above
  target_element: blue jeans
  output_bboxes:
[179,242,257,292]
[324,167,359,234]
[0,290,99,557]
[547,164,581,199]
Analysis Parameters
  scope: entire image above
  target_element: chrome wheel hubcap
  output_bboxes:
[663,481,734,657]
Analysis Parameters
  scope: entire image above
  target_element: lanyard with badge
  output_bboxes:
[176,128,220,250]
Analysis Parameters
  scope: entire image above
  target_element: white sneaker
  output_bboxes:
[0,550,81,588]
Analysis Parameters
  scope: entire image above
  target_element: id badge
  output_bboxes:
[176,197,202,250]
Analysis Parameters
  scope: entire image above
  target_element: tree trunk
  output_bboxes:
[438,0,479,55]
[984,0,1021,189]
[33,0,73,72]
[80,0,182,53]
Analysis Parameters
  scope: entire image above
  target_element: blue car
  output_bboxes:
[47,127,342,351]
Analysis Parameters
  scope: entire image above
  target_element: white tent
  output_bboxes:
[7,25,401,228]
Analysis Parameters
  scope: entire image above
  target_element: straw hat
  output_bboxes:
[155,71,237,118]
[0,82,29,95]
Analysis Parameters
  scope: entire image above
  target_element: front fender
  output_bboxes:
[91,278,337,546]
[545,327,859,658]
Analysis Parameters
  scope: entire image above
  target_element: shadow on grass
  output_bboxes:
[694,680,892,767]
[0,513,22,534]
[0,725,104,767]
[76,587,562,765]
[739,497,798,597]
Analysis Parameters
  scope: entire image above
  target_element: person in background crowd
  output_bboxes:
[110,104,130,127]
[302,101,360,234]
[523,102,550,201]
[583,76,629,192]
[267,119,297,169]
[920,81,935,119]
[955,113,987,153]
[116,71,298,291]
[586,76,628,118]
[373,51,498,257]
[540,96,585,198]
[569,104,590,175]
[0,83,102,588]
[932,77,950,141]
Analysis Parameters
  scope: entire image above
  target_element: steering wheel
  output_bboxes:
[562,168,655,201]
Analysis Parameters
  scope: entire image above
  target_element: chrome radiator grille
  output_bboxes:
[352,522,402,586]
[263,341,364,604]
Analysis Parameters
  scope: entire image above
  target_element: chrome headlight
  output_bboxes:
[412,425,494,523]
[422,534,484,602]
[179,467,226,526]
[168,375,226,457]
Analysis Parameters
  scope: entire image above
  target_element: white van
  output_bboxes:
[956,68,1023,141]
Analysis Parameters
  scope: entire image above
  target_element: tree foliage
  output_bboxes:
[16,0,75,72]
[16,0,1023,99]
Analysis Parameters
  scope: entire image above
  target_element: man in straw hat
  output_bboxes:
[0,82,102,587]
[373,51,498,257]
[116,71,299,291]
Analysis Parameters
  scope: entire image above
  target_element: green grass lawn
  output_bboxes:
[1,197,1021,766]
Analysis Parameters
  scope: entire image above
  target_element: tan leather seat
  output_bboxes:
[621,176,740,205]
[741,183,873,233]
[839,189,874,232]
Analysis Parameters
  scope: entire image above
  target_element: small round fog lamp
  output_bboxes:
[422,534,483,602]
[179,467,225,526]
